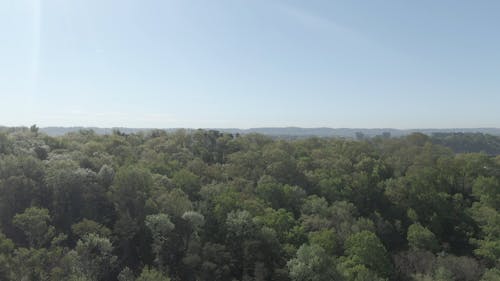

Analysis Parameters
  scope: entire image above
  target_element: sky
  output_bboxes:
[1,0,500,129]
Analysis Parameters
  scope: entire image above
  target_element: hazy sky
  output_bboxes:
[1,0,500,128]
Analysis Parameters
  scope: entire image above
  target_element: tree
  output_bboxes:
[117,267,135,281]
[145,213,175,270]
[110,166,153,266]
[337,257,387,281]
[469,187,500,264]
[308,229,338,255]
[472,176,500,209]
[110,166,153,220]
[407,223,440,252]
[413,267,454,281]
[182,211,205,250]
[72,233,117,281]
[0,174,39,233]
[393,250,436,280]
[200,243,232,281]
[481,268,500,281]
[1,127,500,281]
[344,231,392,278]
[0,132,12,154]
[30,124,39,135]
[0,232,14,280]
[172,169,201,199]
[182,211,205,230]
[136,266,171,281]
[10,247,55,281]
[153,188,193,218]
[301,195,329,216]
[71,219,112,239]
[13,207,55,248]
[97,164,115,188]
[45,159,108,232]
[255,208,295,243]
[287,244,338,281]
[434,254,483,281]
[226,210,257,241]
[225,210,259,279]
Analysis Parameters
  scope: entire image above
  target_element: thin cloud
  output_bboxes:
[276,3,359,37]
[34,110,179,128]
[274,3,400,54]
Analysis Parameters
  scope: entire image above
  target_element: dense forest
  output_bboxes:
[0,126,499,281]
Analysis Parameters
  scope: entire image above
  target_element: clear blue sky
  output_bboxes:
[1,0,500,128]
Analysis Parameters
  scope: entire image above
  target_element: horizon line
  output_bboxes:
[3,125,500,131]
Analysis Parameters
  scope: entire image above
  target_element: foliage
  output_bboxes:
[407,223,440,252]
[71,233,117,281]
[12,207,55,248]
[287,244,338,281]
[0,129,498,280]
[344,231,392,278]
[136,266,171,281]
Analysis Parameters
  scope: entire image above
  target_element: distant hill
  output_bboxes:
[2,125,500,154]
[39,127,154,136]
[37,126,500,138]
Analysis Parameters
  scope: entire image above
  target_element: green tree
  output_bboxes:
[308,229,338,255]
[145,213,175,270]
[97,164,115,188]
[473,176,500,209]
[182,211,205,250]
[110,166,153,220]
[153,188,193,218]
[255,208,295,243]
[110,166,153,266]
[413,267,454,281]
[136,266,170,281]
[13,207,55,248]
[200,243,232,281]
[287,244,338,281]
[407,223,440,252]
[0,174,39,232]
[117,267,135,281]
[72,233,117,281]
[481,268,500,281]
[172,169,201,199]
[337,257,387,281]
[71,219,112,239]
[0,232,14,280]
[344,231,392,278]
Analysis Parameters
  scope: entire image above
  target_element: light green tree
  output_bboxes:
[407,223,440,252]
[308,228,338,255]
[145,213,175,269]
[72,233,117,281]
[71,219,111,239]
[13,207,55,248]
[136,266,170,281]
[287,244,338,281]
[344,231,392,278]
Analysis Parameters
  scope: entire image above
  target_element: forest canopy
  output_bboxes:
[0,127,499,281]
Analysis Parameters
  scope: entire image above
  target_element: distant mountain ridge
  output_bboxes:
[35,126,500,138]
